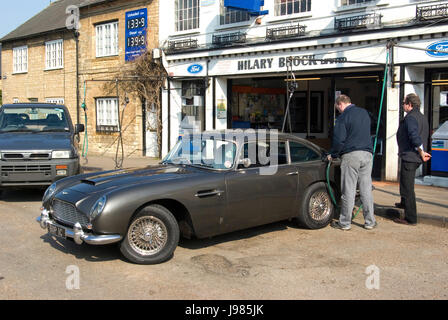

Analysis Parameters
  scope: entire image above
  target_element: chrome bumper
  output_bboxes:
[37,209,122,245]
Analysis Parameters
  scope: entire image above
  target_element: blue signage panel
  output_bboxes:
[224,0,268,15]
[125,8,148,61]
[426,40,448,58]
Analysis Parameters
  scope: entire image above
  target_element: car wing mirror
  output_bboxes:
[238,158,252,168]
[75,124,85,134]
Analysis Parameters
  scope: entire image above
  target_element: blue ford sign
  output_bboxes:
[426,40,448,58]
[188,64,203,74]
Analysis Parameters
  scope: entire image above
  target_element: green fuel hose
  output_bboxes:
[326,51,390,220]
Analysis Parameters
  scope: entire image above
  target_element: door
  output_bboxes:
[222,140,298,233]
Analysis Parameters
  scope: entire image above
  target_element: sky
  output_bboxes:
[0,0,52,39]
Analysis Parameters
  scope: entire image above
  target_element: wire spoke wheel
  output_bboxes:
[128,216,168,256]
[309,191,331,222]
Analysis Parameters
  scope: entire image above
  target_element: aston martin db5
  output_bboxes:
[37,131,340,264]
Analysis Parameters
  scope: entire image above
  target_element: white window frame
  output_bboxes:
[13,46,28,74]
[96,98,120,132]
[96,21,119,58]
[175,0,200,32]
[274,0,312,16]
[46,97,65,105]
[45,39,64,70]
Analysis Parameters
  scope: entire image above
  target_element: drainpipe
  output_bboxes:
[74,30,80,125]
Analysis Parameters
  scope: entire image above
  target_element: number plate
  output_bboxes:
[48,224,66,239]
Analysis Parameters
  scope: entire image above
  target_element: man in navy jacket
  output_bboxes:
[395,93,431,225]
[328,94,376,230]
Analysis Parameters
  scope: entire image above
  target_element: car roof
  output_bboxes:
[1,103,67,109]
[185,130,325,152]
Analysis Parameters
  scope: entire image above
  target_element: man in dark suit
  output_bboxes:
[395,93,431,226]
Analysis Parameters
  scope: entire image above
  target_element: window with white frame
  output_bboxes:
[96,21,119,57]
[220,0,250,25]
[46,97,65,105]
[275,0,312,16]
[341,0,374,5]
[45,40,63,69]
[96,98,119,132]
[175,0,200,31]
[13,46,28,73]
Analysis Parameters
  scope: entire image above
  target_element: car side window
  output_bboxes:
[240,141,287,168]
[289,141,320,163]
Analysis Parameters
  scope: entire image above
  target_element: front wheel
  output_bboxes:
[120,204,180,264]
[297,182,334,229]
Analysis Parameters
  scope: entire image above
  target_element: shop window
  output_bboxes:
[220,0,251,25]
[432,73,448,131]
[290,91,324,135]
[289,141,319,162]
[96,21,119,57]
[96,98,119,132]
[181,81,205,131]
[175,0,200,31]
[274,0,311,16]
[231,86,286,130]
[13,46,28,74]
[45,39,63,70]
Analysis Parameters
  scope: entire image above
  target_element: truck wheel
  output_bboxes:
[297,182,334,229]
[120,204,179,264]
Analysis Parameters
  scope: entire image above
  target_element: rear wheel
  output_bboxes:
[120,204,179,264]
[297,182,334,229]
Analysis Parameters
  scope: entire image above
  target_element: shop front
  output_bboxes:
[163,35,448,182]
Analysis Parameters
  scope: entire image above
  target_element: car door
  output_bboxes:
[288,140,324,205]
[221,140,298,234]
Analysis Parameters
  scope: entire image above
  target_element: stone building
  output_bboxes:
[0,0,160,159]
[77,0,160,158]
[0,0,83,122]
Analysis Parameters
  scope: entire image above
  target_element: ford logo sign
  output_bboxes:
[426,40,448,58]
[188,64,203,74]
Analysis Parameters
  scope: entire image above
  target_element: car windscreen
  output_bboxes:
[163,137,237,170]
[0,107,70,133]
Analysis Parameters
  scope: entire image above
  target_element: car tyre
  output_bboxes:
[297,182,334,229]
[120,204,180,264]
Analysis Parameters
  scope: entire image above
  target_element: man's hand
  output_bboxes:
[417,148,431,162]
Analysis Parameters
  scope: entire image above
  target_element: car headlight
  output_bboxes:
[43,183,57,202]
[52,150,71,159]
[90,196,107,221]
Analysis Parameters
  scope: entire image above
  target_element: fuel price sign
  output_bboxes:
[125,8,147,61]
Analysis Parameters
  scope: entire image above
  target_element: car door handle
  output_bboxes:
[286,171,299,176]
[195,190,225,198]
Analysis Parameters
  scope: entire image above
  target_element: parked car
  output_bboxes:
[37,131,341,264]
[0,103,84,195]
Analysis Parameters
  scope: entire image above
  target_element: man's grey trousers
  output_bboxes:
[339,151,376,228]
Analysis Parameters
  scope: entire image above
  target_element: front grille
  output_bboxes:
[52,200,90,228]
[1,165,51,173]
[1,152,51,161]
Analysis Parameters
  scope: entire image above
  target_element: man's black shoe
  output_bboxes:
[395,202,405,209]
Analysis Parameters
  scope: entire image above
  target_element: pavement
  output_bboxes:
[80,154,448,229]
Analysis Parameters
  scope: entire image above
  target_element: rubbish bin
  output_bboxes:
[431,121,448,176]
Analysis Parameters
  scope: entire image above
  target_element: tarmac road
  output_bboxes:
[0,188,447,300]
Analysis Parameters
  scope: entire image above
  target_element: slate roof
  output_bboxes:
[0,0,85,43]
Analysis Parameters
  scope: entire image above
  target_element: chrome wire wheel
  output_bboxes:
[127,216,168,256]
[309,191,332,222]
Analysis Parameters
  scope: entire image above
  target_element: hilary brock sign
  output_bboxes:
[237,55,348,71]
